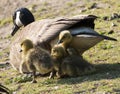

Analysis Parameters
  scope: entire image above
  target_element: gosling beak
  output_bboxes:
[57,40,63,44]
[19,49,23,52]
[11,25,19,36]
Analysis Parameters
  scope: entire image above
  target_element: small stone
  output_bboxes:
[54,86,59,90]
[108,30,114,34]
[111,23,117,27]
[103,16,109,21]
[89,3,97,9]
[112,13,119,18]
[110,13,120,20]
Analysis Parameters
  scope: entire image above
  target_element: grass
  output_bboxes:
[1,63,120,94]
[0,18,12,27]
[0,0,120,94]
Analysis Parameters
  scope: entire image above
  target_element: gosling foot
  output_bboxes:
[31,80,37,83]
[56,72,62,79]
[49,73,54,79]
[49,71,56,79]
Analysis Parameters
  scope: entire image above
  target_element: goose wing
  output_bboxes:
[38,15,97,43]
[70,27,117,41]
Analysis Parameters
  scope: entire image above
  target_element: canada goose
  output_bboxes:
[0,84,11,94]
[10,8,116,71]
[11,7,35,36]
[20,39,53,83]
[57,30,117,54]
[50,44,95,78]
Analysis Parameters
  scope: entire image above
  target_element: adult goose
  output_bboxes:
[10,7,117,71]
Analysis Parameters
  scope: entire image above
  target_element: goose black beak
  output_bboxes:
[11,25,19,36]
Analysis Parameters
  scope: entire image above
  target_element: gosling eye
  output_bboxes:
[63,35,67,39]
[52,49,56,53]
[19,49,23,52]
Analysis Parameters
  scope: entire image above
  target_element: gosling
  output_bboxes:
[50,44,96,78]
[57,30,72,48]
[57,30,79,54]
[20,39,53,83]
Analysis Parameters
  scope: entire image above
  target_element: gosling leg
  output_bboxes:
[49,70,56,79]
[27,62,37,83]
[56,68,63,78]
[31,71,37,83]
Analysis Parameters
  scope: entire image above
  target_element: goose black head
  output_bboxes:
[11,7,35,36]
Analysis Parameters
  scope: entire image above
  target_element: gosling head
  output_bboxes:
[11,7,35,36]
[57,30,73,47]
[20,39,33,53]
[51,45,67,59]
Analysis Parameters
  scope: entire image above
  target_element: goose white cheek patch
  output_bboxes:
[15,11,23,27]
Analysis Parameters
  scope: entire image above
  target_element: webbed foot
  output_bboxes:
[31,80,37,83]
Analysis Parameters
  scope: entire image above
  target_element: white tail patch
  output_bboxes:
[75,34,98,38]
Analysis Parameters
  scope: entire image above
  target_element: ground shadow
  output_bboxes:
[57,63,120,85]
[1,62,120,85]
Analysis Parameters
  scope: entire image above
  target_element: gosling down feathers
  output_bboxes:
[50,44,95,78]
[20,39,53,83]
[10,7,117,71]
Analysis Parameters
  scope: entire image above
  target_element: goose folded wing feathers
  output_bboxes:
[39,15,97,43]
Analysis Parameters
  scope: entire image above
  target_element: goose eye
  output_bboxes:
[20,12,24,18]
[21,43,23,46]
[52,49,56,53]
